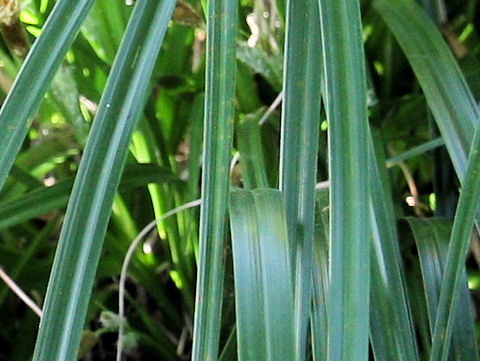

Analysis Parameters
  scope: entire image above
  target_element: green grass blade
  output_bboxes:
[402,236,432,356]
[81,0,129,63]
[406,219,444,329]
[385,138,444,168]
[237,109,269,189]
[130,118,196,309]
[280,1,322,359]
[229,190,266,361]
[218,327,237,361]
[373,0,479,182]
[32,1,177,360]
[0,180,71,229]
[0,164,177,230]
[187,93,205,201]
[229,189,295,361]
[370,4,480,357]
[318,1,370,360]
[0,0,96,192]
[191,0,237,360]
[429,129,480,360]
[406,218,478,361]
[369,134,419,361]
[311,189,329,361]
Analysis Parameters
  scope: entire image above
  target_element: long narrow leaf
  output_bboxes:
[0,0,96,192]
[372,1,480,359]
[318,1,370,360]
[429,124,480,360]
[368,133,419,361]
[374,0,478,185]
[280,1,322,360]
[32,1,177,360]
[229,189,295,361]
[229,190,266,361]
[406,218,478,361]
[191,1,237,360]
[311,189,329,361]
[0,164,177,230]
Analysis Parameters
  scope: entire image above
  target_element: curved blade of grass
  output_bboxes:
[318,1,370,360]
[373,0,478,183]
[32,1,177,360]
[406,219,443,327]
[280,1,322,360]
[229,189,295,361]
[0,0,96,192]
[191,0,237,360]
[402,232,432,356]
[430,221,477,361]
[218,326,237,361]
[428,126,480,360]
[406,218,478,361]
[368,133,419,361]
[371,4,480,357]
[385,138,444,168]
[0,164,177,230]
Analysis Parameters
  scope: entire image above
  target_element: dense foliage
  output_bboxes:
[0,0,479,360]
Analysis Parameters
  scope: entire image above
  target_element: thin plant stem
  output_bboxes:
[259,90,283,125]
[0,267,43,318]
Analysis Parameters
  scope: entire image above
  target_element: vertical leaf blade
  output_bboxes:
[229,191,266,361]
[406,218,479,361]
[318,1,370,360]
[280,2,322,357]
[229,189,295,361]
[429,126,480,360]
[311,189,330,361]
[368,133,419,361]
[191,1,237,360]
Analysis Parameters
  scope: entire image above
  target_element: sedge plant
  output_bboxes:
[0,0,478,360]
